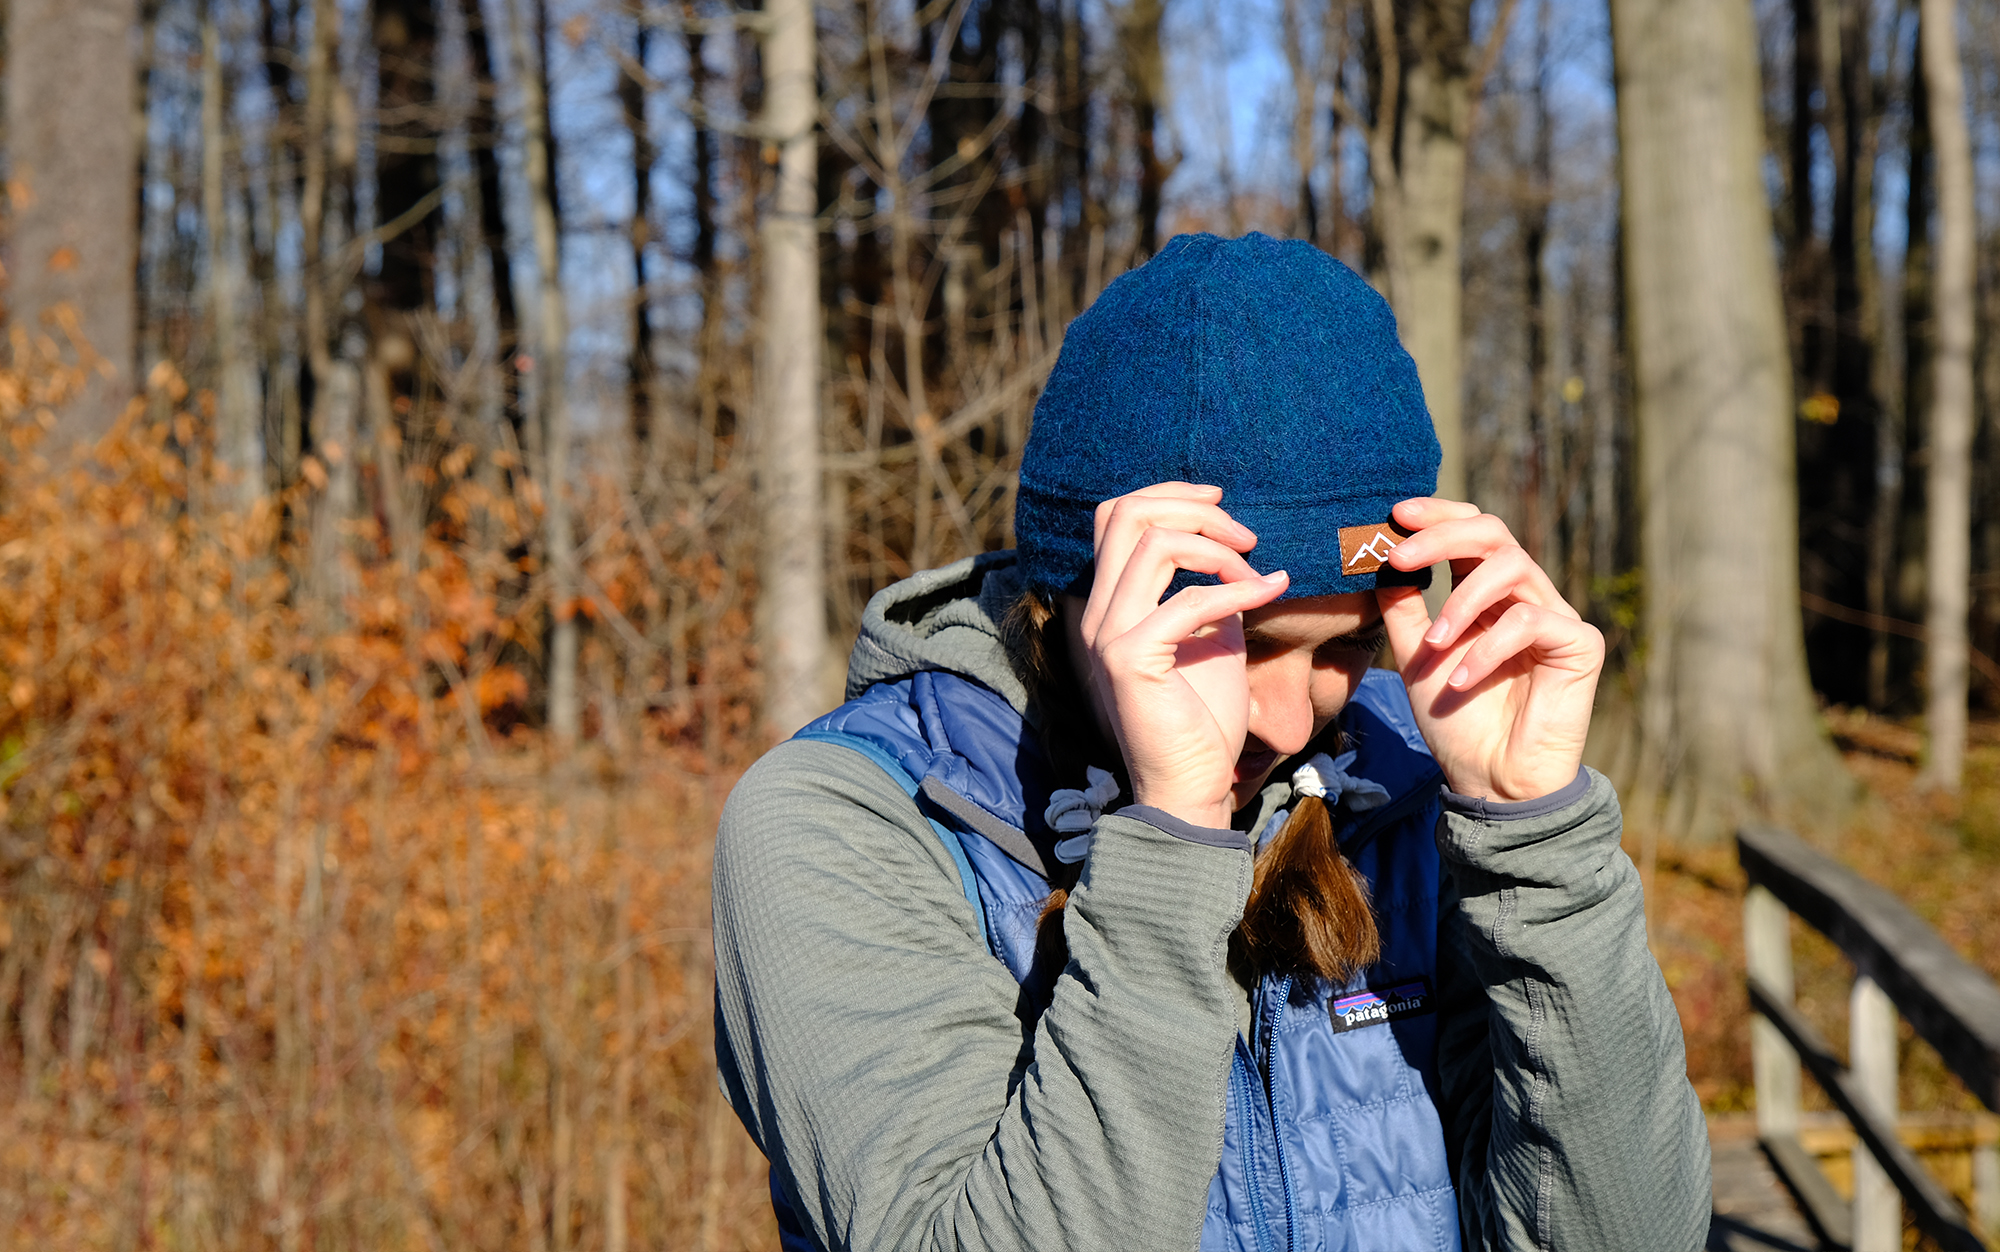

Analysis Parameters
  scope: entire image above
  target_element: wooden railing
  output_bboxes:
[1741,825,2000,1252]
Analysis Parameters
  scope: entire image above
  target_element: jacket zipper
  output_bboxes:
[1264,975,1300,1252]
[1234,1041,1277,1252]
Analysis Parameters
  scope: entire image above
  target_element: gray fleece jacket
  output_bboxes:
[711,556,1710,1252]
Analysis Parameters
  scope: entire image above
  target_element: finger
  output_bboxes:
[1382,509,1522,573]
[1100,572,1290,671]
[1391,497,1482,531]
[1090,493,1256,608]
[1375,585,1439,678]
[1422,546,1580,650]
[1444,602,1604,691]
[1092,483,1234,558]
[1093,527,1268,642]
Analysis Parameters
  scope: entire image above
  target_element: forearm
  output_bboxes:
[1436,769,1710,1252]
[712,740,1251,1252]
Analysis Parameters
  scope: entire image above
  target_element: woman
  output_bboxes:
[712,233,1710,1251]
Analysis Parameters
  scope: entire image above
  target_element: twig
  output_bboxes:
[1465,0,1525,139]
[1798,590,2000,692]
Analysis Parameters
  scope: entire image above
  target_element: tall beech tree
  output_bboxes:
[1351,0,1515,504]
[1611,0,1850,838]
[758,0,829,738]
[1919,0,1975,790]
[7,0,139,437]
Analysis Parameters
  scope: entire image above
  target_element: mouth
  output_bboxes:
[1233,743,1280,789]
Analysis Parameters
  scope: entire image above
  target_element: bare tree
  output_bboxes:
[1116,0,1173,261]
[6,0,139,436]
[758,0,829,738]
[302,0,364,602]
[202,10,261,503]
[620,11,657,465]
[1919,0,1975,790]
[1348,0,1515,503]
[1282,0,1331,248]
[512,0,579,744]
[1611,0,1850,839]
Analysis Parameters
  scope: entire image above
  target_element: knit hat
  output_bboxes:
[1015,232,1439,600]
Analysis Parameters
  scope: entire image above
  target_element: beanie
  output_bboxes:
[1015,232,1439,600]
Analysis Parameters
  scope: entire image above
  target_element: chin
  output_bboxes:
[1229,781,1264,816]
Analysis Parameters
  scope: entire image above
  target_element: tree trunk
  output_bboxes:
[757,0,830,739]
[202,15,261,505]
[259,0,303,489]
[302,0,361,605]
[1282,0,1321,246]
[682,2,722,483]
[1359,0,1477,505]
[1612,0,1851,839]
[512,0,577,745]
[460,0,522,450]
[1918,0,1974,791]
[7,0,139,438]
[1117,0,1171,262]
[1386,0,1471,503]
[370,0,440,320]
[1798,0,1888,710]
[620,20,656,464]
[1521,0,1553,565]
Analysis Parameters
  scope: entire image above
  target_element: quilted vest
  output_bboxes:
[780,667,1458,1252]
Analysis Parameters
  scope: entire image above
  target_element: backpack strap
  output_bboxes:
[792,729,990,944]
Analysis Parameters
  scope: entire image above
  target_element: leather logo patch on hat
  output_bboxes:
[1338,521,1414,576]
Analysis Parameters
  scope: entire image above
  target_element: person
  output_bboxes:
[711,233,1711,1251]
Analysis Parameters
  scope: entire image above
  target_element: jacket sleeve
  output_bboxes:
[1433,768,1712,1252]
[710,738,1254,1252]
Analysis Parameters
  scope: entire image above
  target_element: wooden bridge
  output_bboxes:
[1705,826,2000,1252]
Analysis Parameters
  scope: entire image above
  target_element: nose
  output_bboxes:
[1244,649,1315,757]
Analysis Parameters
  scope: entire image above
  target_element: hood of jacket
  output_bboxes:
[844,551,1037,721]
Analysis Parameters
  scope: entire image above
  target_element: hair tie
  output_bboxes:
[1046,766,1120,864]
[1290,750,1390,812]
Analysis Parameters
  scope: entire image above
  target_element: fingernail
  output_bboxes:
[1424,617,1451,645]
[1264,569,1288,583]
[1448,664,1471,688]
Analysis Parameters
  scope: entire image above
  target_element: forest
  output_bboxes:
[0,0,1996,1246]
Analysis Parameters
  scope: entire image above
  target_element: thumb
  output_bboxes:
[1375,585,1434,675]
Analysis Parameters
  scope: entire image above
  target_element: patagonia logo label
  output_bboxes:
[1329,976,1435,1033]
[1337,522,1414,575]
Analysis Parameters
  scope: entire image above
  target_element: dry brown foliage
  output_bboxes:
[0,365,774,1250]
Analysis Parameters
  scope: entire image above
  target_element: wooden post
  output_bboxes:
[1851,972,1902,1251]
[1746,884,1801,1139]
[1974,1123,1999,1241]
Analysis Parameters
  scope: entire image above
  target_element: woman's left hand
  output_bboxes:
[1374,498,1604,802]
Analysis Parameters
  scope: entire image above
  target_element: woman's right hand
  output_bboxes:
[1073,483,1289,829]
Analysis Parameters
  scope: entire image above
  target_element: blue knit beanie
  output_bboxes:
[1016,232,1439,599]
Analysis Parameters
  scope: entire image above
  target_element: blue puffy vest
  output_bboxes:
[782,668,1458,1252]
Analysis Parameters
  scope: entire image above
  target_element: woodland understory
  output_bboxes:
[0,0,1998,1246]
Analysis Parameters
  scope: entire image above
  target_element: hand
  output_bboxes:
[1375,498,1604,802]
[1076,483,1289,828]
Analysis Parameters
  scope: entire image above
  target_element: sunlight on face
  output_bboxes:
[1229,593,1385,808]
[1062,590,1389,814]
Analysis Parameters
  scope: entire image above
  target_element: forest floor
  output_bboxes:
[1650,708,2000,1114]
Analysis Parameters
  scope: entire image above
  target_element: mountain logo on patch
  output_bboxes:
[1328,976,1434,1033]
[1337,521,1414,575]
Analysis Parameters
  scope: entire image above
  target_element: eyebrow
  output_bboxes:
[1241,618,1388,652]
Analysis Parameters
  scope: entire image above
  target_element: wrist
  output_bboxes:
[1441,765,1591,814]
[1129,793,1232,830]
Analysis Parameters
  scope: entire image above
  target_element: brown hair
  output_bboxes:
[1003,589,1381,986]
